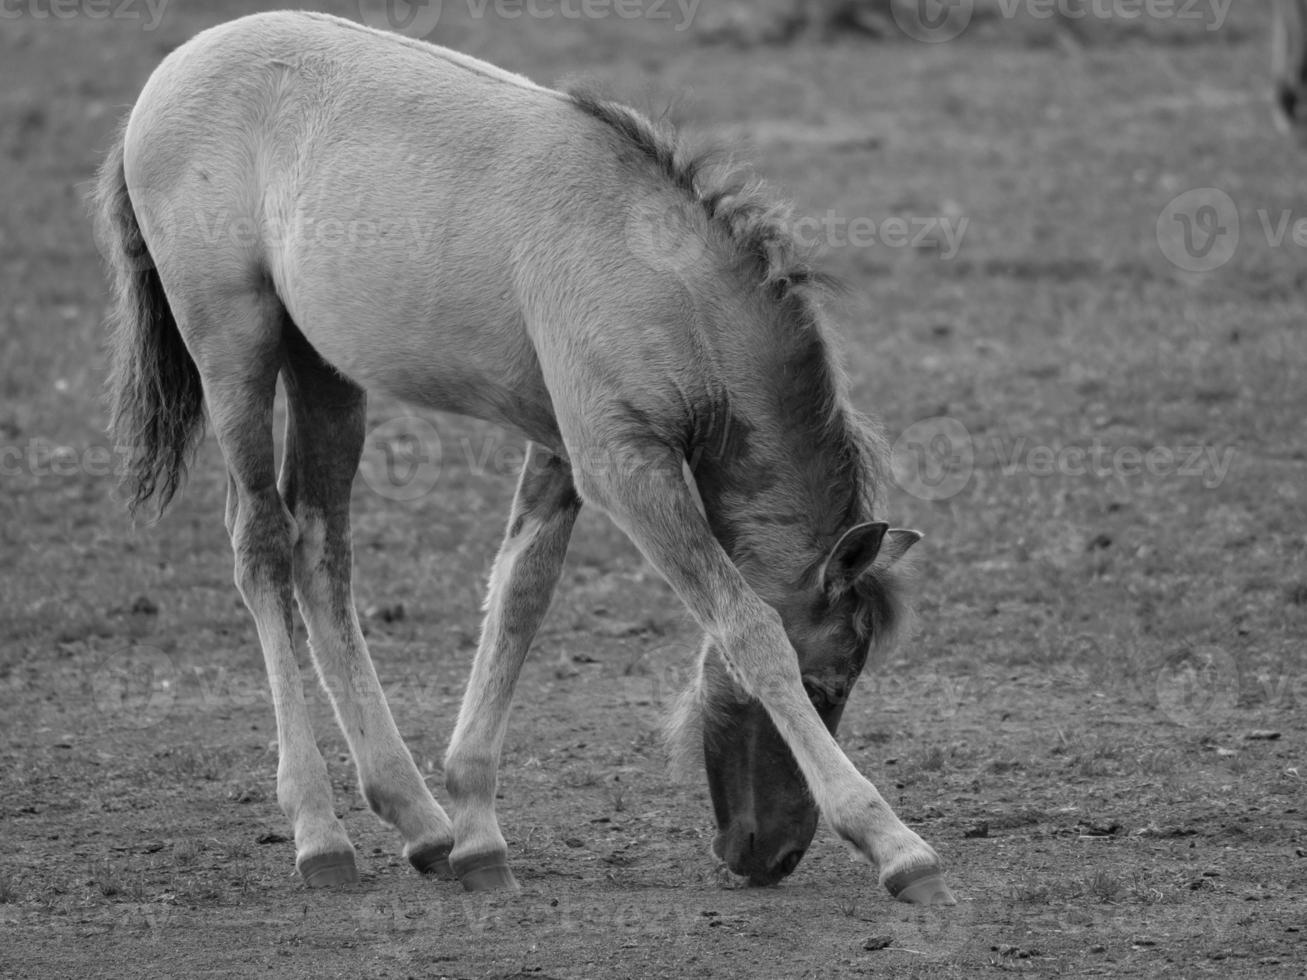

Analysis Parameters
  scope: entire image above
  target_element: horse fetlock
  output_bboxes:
[876,838,954,906]
[297,846,359,888]
[405,839,454,877]
[285,805,357,887]
[450,846,518,893]
[363,778,456,871]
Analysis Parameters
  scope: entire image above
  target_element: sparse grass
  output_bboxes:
[0,871,22,904]
[917,746,947,773]
[562,766,601,789]
[92,859,149,902]
[171,839,202,866]
[1136,749,1180,775]
[1085,871,1127,905]
[1006,877,1054,905]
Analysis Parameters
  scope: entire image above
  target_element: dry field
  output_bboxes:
[1,1,1304,977]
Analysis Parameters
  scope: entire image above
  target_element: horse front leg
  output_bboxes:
[444,443,582,891]
[573,447,955,906]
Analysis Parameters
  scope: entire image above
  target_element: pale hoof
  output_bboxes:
[884,868,956,906]
[298,849,359,888]
[406,841,454,878]
[454,853,519,892]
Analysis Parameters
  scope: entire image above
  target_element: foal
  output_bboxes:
[96,10,953,905]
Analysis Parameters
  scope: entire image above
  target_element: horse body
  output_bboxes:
[99,10,953,904]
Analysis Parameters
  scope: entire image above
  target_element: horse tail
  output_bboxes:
[95,123,206,520]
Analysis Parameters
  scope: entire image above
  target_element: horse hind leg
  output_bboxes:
[444,443,582,891]
[279,326,455,876]
[183,289,357,886]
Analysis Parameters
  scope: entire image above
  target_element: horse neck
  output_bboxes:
[689,359,865,603]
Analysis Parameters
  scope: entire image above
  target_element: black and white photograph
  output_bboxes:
[1,0,1303,975]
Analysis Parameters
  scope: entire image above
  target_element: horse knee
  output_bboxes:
[230,491,297,601]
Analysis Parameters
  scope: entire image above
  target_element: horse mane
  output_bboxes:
[568,86,840,298]
[567,87,886,529]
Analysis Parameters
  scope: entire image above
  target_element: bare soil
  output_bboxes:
[2,2,1304,977]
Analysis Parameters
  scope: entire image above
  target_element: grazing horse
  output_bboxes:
[95,10,953,905]
[1273,0,1307,138]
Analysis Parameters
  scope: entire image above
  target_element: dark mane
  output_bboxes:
[568,87,886,532]
[567,87,841,301]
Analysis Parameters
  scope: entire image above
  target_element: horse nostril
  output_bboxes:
[775,848,804,877]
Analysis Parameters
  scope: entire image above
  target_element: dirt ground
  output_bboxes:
[1,1,1305,977]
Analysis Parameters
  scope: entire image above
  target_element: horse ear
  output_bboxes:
[880,528,924,566]
[821,522,888,593]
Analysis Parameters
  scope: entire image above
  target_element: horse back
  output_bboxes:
[123,10,724,449]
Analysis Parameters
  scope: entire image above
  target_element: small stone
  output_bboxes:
[130,595,159,615]
[1089,944,1106,954]
[862,935,893,951]
[963,821,989,838]
[1246,730,1281,741]
[564,837,584,848]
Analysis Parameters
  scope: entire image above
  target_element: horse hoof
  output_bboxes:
[407,841,454,878]
[884,868,956,906]
[456,857,519,893]
[298,850,359,888]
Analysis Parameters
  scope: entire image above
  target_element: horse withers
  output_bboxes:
[95,10,954,905]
